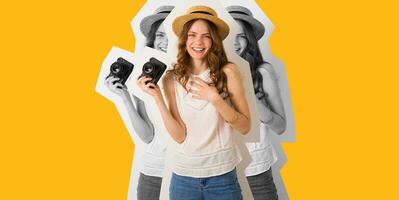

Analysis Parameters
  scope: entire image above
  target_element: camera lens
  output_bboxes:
[143,63,154,74]
[111,63,122,75]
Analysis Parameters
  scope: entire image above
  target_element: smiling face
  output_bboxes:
[233,20,248,56]
[154,23,168,52]
[185,19,213,61]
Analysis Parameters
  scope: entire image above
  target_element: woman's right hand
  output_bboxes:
[137,76,163,102]
[104,76,129,97]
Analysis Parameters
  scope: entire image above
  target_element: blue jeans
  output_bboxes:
[170,169,243,200]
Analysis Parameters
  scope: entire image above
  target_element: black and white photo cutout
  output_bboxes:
[221,0,296,199]
[96,4,176,200]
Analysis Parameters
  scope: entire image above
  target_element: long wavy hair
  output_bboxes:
[238,19,268,99]
[172,19,229,98]
[146,19,164,48]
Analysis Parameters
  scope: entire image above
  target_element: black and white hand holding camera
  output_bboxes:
[106,57,134,87]
[139,57,167,85]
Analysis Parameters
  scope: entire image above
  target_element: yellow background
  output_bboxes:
[1,0,398,199]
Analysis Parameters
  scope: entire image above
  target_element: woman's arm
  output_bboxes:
[257,63,286,134]
[105,76,154,143]
[121,93,155,143]
[131,95,155,139]
[189,63,251,134]
[137,75,187,144]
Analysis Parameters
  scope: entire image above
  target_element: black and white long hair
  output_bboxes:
[145,19,164,48]
[238,19,269,101]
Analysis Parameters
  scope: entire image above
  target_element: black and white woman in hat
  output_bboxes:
[140,5,175,53]
[227,5,286,200]
[104,5,174,200]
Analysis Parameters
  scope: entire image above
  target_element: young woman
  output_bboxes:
[105,5,174,200]
[137,6,251,200]
[140,6,174,52]
[227,6,287,200]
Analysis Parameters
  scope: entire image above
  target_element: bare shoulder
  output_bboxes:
[257,63,278,81]
[161,71,177,100]
[162,71,175,86]
[222,63,241,79]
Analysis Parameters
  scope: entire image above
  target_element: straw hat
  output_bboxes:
[172,6,230,40]
[226,6,265,41]
[140,5,174,38]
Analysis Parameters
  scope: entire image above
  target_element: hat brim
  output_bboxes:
[140,13,169,38]
[230,13,265,41]
[172,13,230,40]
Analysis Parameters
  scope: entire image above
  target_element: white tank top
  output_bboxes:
[245,122,278,176]
[245,63,279,176]
[172,69,242,178]
[140,124,167,177]
[139,102,167,177]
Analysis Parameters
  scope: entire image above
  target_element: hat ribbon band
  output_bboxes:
[229,11,250,16]
[191,11,214,16]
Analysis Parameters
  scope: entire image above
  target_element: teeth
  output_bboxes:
[193,47,204,52]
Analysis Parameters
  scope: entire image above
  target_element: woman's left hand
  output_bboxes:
[188,77,220,102]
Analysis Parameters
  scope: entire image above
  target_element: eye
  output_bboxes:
[156,33,164,38]
[238,34,247,39]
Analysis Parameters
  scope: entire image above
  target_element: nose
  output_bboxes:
[233,36,239,45]
[193,35,205,45]
[234,40,240,49]
[158,36,168,44]
[155,36,168,49]
[234,39,238,47]
[162,36,168,43]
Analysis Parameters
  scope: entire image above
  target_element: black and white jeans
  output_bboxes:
[246,168,279,200]
[137,173,162,200]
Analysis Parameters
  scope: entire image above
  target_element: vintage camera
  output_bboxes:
[107,57,134,86]
[139,57,167,85]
